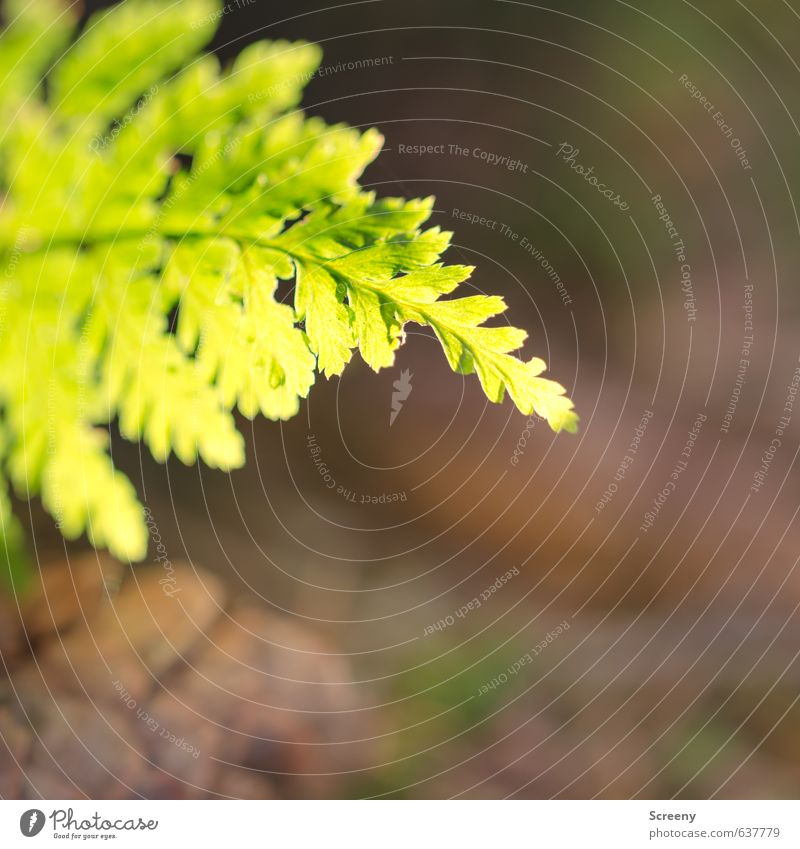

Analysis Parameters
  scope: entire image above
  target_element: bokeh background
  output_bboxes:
[5,0,800,799]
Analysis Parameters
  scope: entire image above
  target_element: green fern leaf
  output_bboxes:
[0,424,29,589]
[0,0,577,563]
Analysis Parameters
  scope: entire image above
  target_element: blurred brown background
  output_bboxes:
[10,0,800,798]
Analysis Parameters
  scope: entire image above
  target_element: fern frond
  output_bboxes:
[0,0,577,562]
[0,425,29,588]
[49,0,218,127]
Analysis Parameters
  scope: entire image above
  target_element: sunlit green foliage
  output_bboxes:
[0,0,577,567]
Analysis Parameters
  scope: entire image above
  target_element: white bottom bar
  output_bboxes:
[1,800,798,848]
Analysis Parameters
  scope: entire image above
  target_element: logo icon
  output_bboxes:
[390,369,413,426]
[19,809,45,837]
